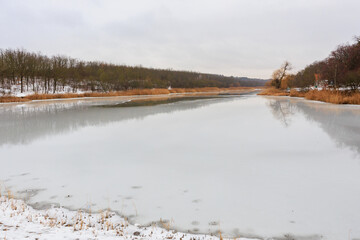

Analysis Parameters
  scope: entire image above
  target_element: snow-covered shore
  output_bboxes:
[0,196,256,240]
[0,84,88,97]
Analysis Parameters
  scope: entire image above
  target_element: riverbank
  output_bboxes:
[258,88,360,104]
[0,87,257,103]
[0,196,256,240]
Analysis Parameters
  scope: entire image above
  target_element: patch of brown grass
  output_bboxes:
[257,88,289,96]
[170,87,254,94]
[169,88,185,93]
[259,88,360,105]
[119,89,171,96]
[0,96,30,103]
[289,89,307,97]
[0,87,256,103]
[159,218,174,231]
[304,90,360,104]
[27,93,85,100]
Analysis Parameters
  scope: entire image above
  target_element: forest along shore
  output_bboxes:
[260,38,360,105]
[0,87,259,103]
[258,88,360,105]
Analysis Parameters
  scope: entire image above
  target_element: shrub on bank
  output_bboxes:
[257,88,289,96]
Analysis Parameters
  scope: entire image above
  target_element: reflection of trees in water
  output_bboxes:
[266,97,360,154]
[267,99,295,127]
[0,96,237,146]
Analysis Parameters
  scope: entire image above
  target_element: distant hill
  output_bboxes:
[235,77,269,87]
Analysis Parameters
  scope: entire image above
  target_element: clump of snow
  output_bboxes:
[0,196,256,240]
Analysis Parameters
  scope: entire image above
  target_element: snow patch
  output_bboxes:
[0,197,256,240]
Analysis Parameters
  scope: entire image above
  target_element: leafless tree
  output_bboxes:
[271,61,292,89]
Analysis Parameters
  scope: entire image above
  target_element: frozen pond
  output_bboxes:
[1,94,360,240]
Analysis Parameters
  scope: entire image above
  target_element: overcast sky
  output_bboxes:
[1,0,359,78]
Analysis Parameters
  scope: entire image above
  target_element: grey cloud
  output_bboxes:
[0,0,359,78]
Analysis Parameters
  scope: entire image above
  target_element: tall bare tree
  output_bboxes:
[271,61,292,89]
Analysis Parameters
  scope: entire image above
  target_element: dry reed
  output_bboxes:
[259,88,360,105]
[257,88,289,96]
[289,89,307,97]
[0,87,255,103]
[304,90,360,104]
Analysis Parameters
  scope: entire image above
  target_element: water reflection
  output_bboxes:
[1,95,360,240]
[0,95,238,146]
[266,97,360,154]
[267,99,295,127]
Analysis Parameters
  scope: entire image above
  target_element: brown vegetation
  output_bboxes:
[304,90,360,104]
[0,96,29,103]
[267,61,292,89]
[289,89,307,97]
[0,87,255,103]
[257,88,289,96]
[258,88,360,105]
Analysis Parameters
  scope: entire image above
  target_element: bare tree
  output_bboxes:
[271,61,292,89]
[0,47,268,95]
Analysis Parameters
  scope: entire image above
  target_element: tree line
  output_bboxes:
[0,49,265,95]
[270,36,360,90]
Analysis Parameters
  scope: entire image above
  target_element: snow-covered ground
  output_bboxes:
[0,196,256,240]
[0,84,89,97]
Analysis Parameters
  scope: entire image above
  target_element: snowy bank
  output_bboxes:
[0,197,256,240]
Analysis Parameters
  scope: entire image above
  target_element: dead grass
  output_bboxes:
[0,87,256,103]
[219,230,224,240]
[170,87,252,93]
[159,218,174,231]
[0,96,29,103]
[304,90,360,104]
[1,194,235,239]
[259,88,360,105]
[257,88,289,96]
[289,89,307,97]
[0,183,13,199]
